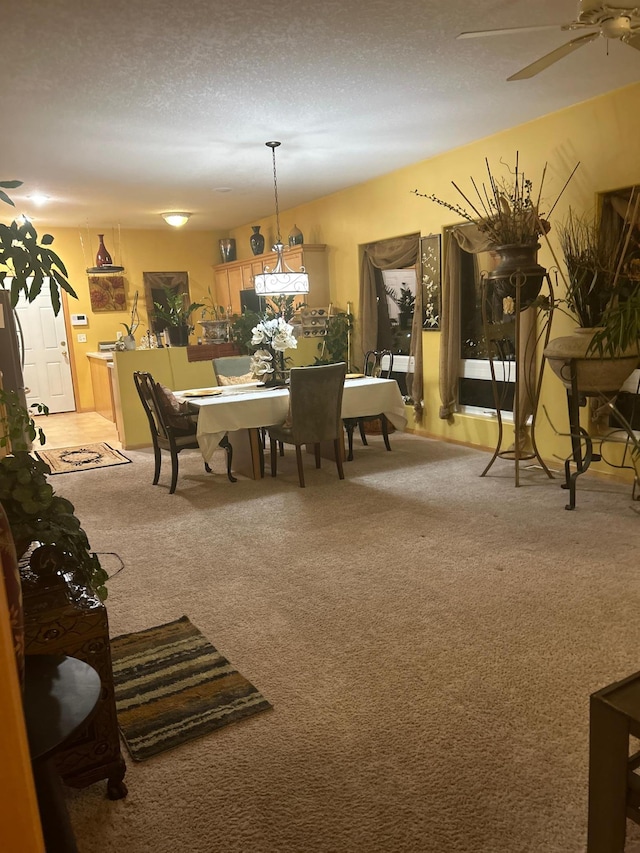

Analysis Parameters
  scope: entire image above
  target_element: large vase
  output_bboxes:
[250,226,265,256]
[488,243,546,311]
[96,234,113,267]
[543,327,640,395]
[199,320,228,343]
[219,238,237,264]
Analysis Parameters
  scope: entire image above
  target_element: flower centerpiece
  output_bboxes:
[413,154,578,310]
[250,316,297,383]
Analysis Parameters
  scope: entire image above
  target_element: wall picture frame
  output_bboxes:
[420,234,441,330]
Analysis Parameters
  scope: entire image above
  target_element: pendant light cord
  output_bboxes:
[266,141,282,245]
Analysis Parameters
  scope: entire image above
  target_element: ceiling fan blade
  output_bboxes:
[624,34,640,51]
[457,24,560,39]
[507,32,600,81]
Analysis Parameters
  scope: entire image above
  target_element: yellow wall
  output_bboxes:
[45,228,225,412]
[36,81,640,476]
[225,81,640,478]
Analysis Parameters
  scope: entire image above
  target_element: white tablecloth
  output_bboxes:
[176,376,407,464]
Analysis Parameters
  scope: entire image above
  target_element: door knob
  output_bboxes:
[61,350,68,356]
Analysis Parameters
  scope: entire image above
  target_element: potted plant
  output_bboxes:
[0,389,109,600]
[542,206,640,394]
[413,154,577,309]
[0,180,76,315]
[199,287,229,343]
[118,290,139,350]
[152,286,203,347]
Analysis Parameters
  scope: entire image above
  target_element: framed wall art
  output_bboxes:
[420,234,441,330]
[88,275,127,312]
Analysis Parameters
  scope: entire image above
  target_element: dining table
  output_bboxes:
[175,375,408,478]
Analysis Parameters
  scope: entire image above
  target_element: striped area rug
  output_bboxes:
[110,616,272,761]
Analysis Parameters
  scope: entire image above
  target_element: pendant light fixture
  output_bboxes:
[254,141,310,296]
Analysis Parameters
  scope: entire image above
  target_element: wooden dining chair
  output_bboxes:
[133,371,236,493]
[343,350,394,461]
[267,362,347,488]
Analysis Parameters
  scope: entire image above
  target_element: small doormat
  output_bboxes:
[110,616,272,761]
[36,443,131,474]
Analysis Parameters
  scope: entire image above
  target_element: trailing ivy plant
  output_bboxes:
[0,180,77,315]
[0,389,108,600]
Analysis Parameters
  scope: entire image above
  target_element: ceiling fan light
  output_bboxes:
[161,211,191,227]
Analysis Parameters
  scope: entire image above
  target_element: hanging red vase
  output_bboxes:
[96,234,113,267]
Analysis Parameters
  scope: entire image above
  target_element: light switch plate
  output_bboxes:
[77,333,87,343]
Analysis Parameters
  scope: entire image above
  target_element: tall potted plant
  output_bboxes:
[0,180,76,314]
[543,206,640,394]
[413,154,577,310]
[153,286,203,347]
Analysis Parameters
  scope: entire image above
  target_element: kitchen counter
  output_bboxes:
[86,352,114,361]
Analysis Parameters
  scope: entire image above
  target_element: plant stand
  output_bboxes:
[480,268,555,487]
[559,360,640,510]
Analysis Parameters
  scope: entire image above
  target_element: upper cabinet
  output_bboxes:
[213,244,329,314]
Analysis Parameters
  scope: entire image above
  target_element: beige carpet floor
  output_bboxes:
[60,433,640,853]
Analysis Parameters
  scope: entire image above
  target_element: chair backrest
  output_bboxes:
[212,355,254,384]
[364,350,394,379]
[288,362,347,445]
[133,371,171,441]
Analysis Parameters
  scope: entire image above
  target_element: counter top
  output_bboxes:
[86,352,114,361]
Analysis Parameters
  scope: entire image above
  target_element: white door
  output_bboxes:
[14,288,76,413]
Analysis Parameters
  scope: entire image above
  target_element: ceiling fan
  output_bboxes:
[458,1,640,80]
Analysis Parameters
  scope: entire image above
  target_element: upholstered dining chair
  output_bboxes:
[267,362,347,488]
[133,371,236,493]
[212,355,254,385]
[343,350,394,461]
[213,353,284,459]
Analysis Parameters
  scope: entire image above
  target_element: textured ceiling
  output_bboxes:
[3,0,640,230]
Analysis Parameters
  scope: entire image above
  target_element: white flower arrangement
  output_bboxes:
[250,349,274,378]
[250,317,297,352]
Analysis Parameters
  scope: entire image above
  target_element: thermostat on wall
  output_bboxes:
[71,313,88,326]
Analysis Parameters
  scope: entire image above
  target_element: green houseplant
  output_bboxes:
[199,286,229,343]
[153,286,204,347]
[543,205,640,394]
[0,390,108,599]
[0,180,76,315]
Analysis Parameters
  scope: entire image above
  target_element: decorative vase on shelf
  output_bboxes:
[219,238,237,264]
[167,325,190,347]
[96,234,113,267]
[250,226,265,256]
[288,225,303,247]
[487,243,545,311]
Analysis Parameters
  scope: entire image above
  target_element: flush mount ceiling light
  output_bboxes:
[161,211,191,227]
[26,193,50,206]
[254,141,309,296]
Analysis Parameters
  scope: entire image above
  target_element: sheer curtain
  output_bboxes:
[360,234,423,420]
[439,224,537,442]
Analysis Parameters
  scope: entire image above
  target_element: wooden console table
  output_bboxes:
[20,548,127,800]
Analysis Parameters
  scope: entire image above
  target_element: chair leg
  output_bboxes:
[314,444,321,468]
[295,445,305,487]
[204,462,212,473]
[344,420,355,461]
[151,439,162,485]
[219,435,237,483]
[381,415,392,452]
[169,449,179,494]
[270,436,278,477]
[358,418,368,446]
[279,442,285,457]
[334,439,345,480]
